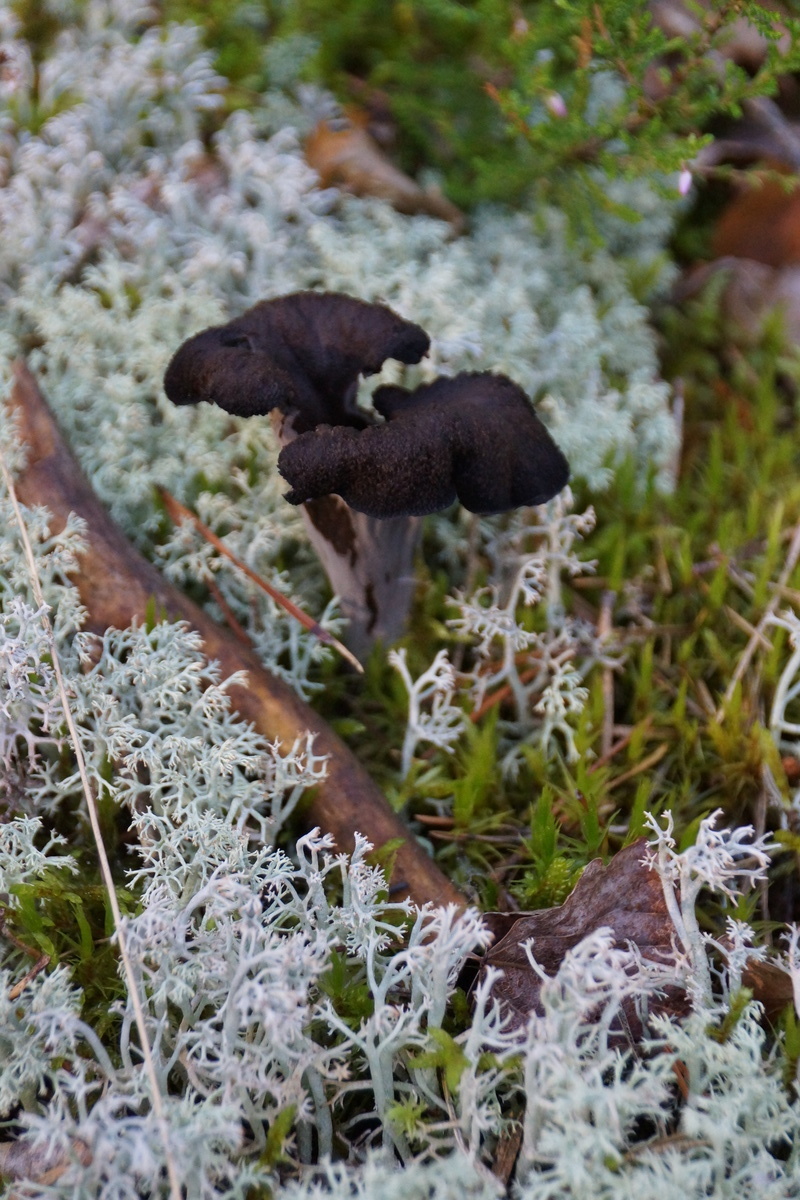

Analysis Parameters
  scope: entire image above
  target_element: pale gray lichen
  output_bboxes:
[440,490,612,777]
[0,816,77,901]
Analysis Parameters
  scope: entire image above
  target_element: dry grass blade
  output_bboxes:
[587,716,654,774]
[716,519,800,721]
[605,742,669,791]
[0,454,184,1200]
[158,486,363,673]
[598,588,616,757]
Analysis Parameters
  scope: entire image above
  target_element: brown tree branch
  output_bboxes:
[6,360,465,910]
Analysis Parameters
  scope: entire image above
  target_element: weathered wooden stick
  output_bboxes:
[7,360,465,910]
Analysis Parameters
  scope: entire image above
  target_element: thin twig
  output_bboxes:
[415,813,456,828]
[767,582,800,605]
[159,486,363,674]
[7,955,50,1001]
[206,575,252,646]
[726,562,756,600]
[695,677,717,719]
[722,603,772,648]
[469,665,539,722]
[0,914,51,999]
[754,769,771,942]
[0,455,184,1200]
[697,578,773,647]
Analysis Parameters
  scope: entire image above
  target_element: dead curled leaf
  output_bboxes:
[675,257,800,349]
[476,840,797,1035]
[741,956,795,1022]
[305,110,465,232]
[476,840,689,1036]
[0,1138,91,1186]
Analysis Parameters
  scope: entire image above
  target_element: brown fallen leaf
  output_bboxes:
[491,1125,523,1187]
[741,956,795,1022]
[305,109,465,232]
[477,839,688,1035]
[0,1138,91,1185]
[675,257,800,348]
[712,175,800,269]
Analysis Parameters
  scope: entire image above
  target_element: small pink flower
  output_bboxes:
[678,167,692,196]
[546,92,568,119]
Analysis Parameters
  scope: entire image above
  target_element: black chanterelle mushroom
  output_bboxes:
[163,291,570,652]
[164,291,430,431]
[278,372,569,519]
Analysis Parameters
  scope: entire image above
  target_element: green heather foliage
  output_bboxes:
[165,0,800,215]
[3,1,800,1197]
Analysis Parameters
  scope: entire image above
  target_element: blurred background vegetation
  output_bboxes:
[159,0,800,217]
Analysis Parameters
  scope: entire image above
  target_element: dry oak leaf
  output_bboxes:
[477,839,688,1035]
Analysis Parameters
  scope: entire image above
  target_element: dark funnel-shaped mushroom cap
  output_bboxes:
[278,372,570,519]
[163,291,430,431]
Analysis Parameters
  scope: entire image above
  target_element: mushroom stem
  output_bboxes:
[273,411,422,655]
[300,496,421,657]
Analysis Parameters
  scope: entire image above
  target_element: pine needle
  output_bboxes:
[158,486,364,674]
